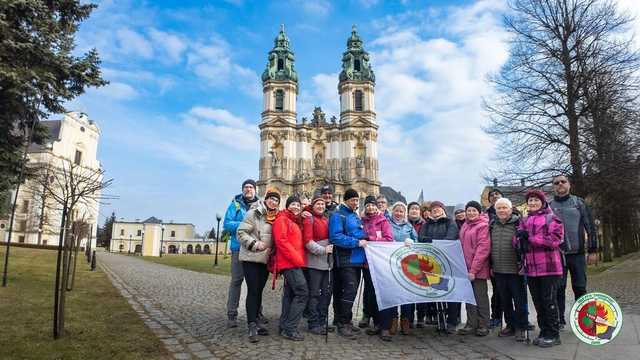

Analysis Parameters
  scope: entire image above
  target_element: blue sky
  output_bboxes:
[65,0,640,234]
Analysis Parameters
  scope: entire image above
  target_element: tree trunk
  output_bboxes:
[53,202,67,339]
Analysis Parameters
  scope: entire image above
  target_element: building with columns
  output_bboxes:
[257,25,380,201]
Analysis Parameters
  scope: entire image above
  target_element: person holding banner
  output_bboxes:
[361,195,394,341]
[407,202,426,234]
[302,194,334,336]
[458,201,491,337]
[329,189,368,339]
[516,189,564,348]
[273,195,308,341]
[389,202,419,335]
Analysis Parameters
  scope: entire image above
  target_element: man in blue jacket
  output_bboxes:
[224,179,259,328]
[329,188,367,338]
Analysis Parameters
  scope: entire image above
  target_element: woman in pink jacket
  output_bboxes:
[458,201,491,336]
[515,189,564,348]
[360,195,394,341]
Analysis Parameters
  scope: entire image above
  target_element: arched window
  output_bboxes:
[354,59,361,72]
[277,58,284,71]
[354,90,363,111]
[275,89,284,111]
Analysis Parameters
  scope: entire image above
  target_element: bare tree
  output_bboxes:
[31,157,112,339]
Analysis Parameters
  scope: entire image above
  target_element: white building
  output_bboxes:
[1,112,101,248]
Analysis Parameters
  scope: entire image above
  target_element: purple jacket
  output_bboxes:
[515,205,564,277]
[362,212,393,242]
[460,214,491,279]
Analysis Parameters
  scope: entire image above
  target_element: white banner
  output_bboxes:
[365,240,476,310]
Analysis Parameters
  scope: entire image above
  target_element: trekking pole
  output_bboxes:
[326,252,331,344]
[522,257,530,345]
[354,271,364,325]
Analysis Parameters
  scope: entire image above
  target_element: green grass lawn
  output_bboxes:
[0,246,171,360]
[140,253,231,276]
[587,251,640,276]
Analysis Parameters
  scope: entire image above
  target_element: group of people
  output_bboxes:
[222,175,598,348]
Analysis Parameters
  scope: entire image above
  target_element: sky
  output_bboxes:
[66,0,639,234]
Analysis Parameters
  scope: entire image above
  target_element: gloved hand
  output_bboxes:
[516,229,529,254]
[404,238,413,247]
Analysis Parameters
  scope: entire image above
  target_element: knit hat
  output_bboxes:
[364,195,377,206]
[430,201,446,211]
[454,208,465,215]
[264,188,281,202]
[286,195,301,209]
[242,179,257,190]
[320,185,333,195]
[343,188,359,201]
[525,189,547,204]
[465,201,482,213]
[487,188,504,201]
[407,201,421,211]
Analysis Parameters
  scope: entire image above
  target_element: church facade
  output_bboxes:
[257,25,380,202]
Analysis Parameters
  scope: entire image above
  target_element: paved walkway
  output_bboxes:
[99,250,640,359]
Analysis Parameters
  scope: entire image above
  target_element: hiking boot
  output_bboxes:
[538,336,561,348]
[308,326,327,335]
[337,325,356,339]
[445,323,457,334]
[227,317,238,329]
[281,330,304,341]
[358,316,371,328]
[248,322,259,343]
[400,319,411,335]
[349,324,361,333]
[489,318,501,329]
[559,323,566,331]
[379,330,392,342]
[532,336,543,346]
[476,327,490,337]
[457,324,475,335]
[256,323,269,336]
[326,324,336,333]
[366,326,381,336]
[390,319,398,335]
[515,329,526,342]
[257,313,269,325]
[499,326,515,337]
[527,322,535,331]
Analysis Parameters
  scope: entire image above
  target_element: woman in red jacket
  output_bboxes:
[273,195,308,341]
[458,201,491,337]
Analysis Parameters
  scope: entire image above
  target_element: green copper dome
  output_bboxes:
[340,25,375,83]
[262,24,298,83]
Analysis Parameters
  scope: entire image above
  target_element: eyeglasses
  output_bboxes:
[553,180,568,185]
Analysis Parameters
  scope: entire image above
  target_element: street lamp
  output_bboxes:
[140,229,144,256]
[160,224,165,257]
[214,213,222,267]
[128,234,132,254]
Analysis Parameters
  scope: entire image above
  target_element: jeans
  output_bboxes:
[304,268,331,329]
[494,273,528,330]
[557,253,587,325]
[490,276,503,321]
[466,279,490,329]
[280,268,309,333]
[242,261,269,324]
[335,267,361,326]
[529,275,561,339]
[226,251,244,319]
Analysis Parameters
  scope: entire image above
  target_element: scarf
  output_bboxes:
[265,206,278,224]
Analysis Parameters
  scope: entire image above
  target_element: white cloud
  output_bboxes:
[298,72,340,119]
[149,28,187,63]
[291,0,331,17]
[116,27,154,59]
[182,107,259,151]
[94,81,139,100]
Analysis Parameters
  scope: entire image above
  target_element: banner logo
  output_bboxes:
[389,244,454,298]
[570,292,623,346]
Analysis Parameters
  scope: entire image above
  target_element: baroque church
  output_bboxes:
[257,25,380,202]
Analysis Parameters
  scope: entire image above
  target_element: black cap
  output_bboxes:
[465,201,482,213]
[286,195,301,209]
[242,179,257,190]
[364,195,377,206]
[320,185,333,195]
[343,189,359,201]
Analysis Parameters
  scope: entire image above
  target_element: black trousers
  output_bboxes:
[242,261,269,324]
[363,269,394,329]
[490,276,503,321]
[304,268,331,329]
[494,273,528,330]
[557,253,587,325]
[416,303,437,321]
[335,267,362,325]
[362,271,373,318]
[332,267,341,325]
[528,275,561,339]
[280,268,309,333]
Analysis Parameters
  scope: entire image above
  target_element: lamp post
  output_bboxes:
[128,234,132,254]
[160,224,165,257]
[140,229,144,256]
[214,213,222,267]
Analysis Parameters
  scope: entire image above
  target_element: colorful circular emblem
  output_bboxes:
[389,244,454,298]
[570,292,623,345]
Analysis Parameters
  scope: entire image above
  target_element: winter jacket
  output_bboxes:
[515,205,564,277]
[223,194,258,251]
[362,213,393,242]
[329,204,367,267]
[409,217,426,234]
[460,214,491,279]
[549,194,597,255]
[418,217,459,243]
[273,210,306,273]
[237,201,273,264]
[324,201,339,217]
[490,213,520,274]
[303,208,332,271]
[389,217,418,242]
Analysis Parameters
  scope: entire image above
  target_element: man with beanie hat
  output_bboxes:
[223,179,261,328]
[320,185,339,215]
[329,188,367,338]
[358,195,381,329]
[484,189,505,330]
